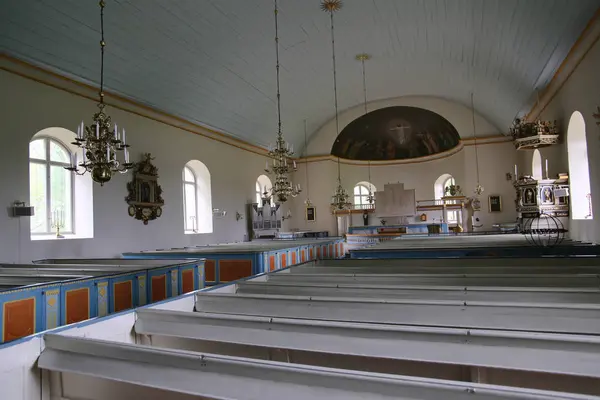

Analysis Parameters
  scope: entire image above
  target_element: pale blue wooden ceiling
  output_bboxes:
[1,0,598,150]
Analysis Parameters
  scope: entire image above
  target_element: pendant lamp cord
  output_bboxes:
[304,119,310,202]
[99,1,105,106]
[328,9,342,181]
[471,92,480,185]
[274,0,282,138]
[360,55,372,194]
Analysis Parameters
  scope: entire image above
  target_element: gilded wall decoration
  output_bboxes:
[125,153,164,225]
[330,106,460,161]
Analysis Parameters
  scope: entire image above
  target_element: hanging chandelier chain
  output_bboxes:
[274,0,282,137]
[304,119,310,203]
[99,0,106,106]
[471,92,480,184]
[328,9,342,180]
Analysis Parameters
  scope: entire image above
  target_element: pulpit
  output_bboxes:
[515,177,570,232]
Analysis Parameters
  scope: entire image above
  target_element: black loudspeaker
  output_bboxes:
[12,206,35,217]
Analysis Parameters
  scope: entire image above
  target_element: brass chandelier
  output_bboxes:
[357,53,375,204]
[264,0,301,204]
[66,0,133,185]
[323,0,352,211]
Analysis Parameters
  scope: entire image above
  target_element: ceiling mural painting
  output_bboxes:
[331,106,461,161]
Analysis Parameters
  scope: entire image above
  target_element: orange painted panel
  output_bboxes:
[281,253,287,268]
[292,252,297,264]
[269,255,276,271]
[66,288,89,324]
[151,275,167,303]
[114,281,133,312]
[317,247,321,259]
[301,249,306,263]
[181,270,195,293]
[204,259,216,282]
[310,248,314,260]
[219,259,253,282]
[329,244,333,257]
[3,298,35,342]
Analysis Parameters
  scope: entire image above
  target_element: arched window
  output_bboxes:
[256,175,274,206]
[434,174,458,224]
[567,111,593,220]
[532,149,542,180]
[29,137,74,234]
[183,160,213,233]
[354,182,376,209]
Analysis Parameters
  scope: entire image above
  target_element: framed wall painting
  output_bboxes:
[306,206,316,222]
[488,195,502,212]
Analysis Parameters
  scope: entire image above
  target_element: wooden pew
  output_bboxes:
[195,292,600,334]
[266,273,600,287]
[236,281,600,304]
[135,308,600,380]
[38,333,597,400]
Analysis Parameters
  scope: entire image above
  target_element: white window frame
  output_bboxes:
[183,166,199,233]
[443,176,459,224]
[354,184,371,209]
[29,136,75,235]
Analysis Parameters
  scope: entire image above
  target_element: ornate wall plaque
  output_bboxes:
[125,153,164,225]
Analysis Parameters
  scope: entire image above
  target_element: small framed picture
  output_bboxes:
[306,206,316,222]
[488,195,502,212]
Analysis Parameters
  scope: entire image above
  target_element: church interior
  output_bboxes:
[1,0,600,399]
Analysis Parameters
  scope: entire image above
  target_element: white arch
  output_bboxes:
[567,112,593,220]
[184,160,213,233]
[434,173,454,199]
[256,174,273,205]
[532,149,542,180]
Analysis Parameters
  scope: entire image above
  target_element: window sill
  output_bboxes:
[184,231,212,235]
[31,233,93,241]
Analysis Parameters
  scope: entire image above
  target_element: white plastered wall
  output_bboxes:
[0,69,267,262]
[291,96,517,232]
[521,38,600,243]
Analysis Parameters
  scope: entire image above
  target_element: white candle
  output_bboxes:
[124,148,129,163]
[82,148,86,163]
[71,153,76,168]
[106,146,110,161]
[514,164,517,178]
[114,123,118,140]
[293,160,296,169]
[81,121,84,137]
[545,159,549,179]
[96,123,99,139]
[265,160,269,169]
[122,129,126,144]
[76,125,80,139]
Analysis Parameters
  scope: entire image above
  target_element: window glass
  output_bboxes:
[183,166,195,182]
[50,140,70,163]
[50,165,73,232]
[29,139,46,160]
[30,162,47,233]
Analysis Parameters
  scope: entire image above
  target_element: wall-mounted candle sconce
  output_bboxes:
[282,210,292,221]
[505,173,513,181]
[235,211,244,221]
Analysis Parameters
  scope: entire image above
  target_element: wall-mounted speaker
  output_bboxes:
[11,203,34,217]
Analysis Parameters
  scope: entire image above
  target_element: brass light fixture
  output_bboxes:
[356,53,375,204]
[471,92,484,196]
[303,119,313,207]
[264,0,301,204]
[65,0,133,185]
[322,0,351,212]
